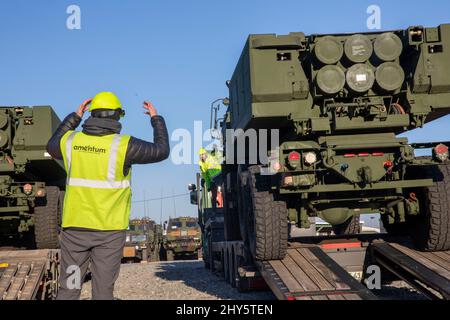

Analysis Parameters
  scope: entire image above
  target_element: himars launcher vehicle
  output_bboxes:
[123,218,163,262]
[206,24,450,261]
[0,106,65,249]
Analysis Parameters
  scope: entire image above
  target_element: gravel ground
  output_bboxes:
[81,260,275,300]
[80,260,426,300]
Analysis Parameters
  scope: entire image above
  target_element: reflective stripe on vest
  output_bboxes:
[65,132,129,189]
[67,178,130,189]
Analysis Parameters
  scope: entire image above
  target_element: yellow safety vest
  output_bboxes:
[203,152,222,171]
[199,160,209,175]
[60,131,132,230]
[199,152,222,189]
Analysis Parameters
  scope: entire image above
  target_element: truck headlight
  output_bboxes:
[36,188,46,197]
[23,184,33,195]
[304,152,317,165]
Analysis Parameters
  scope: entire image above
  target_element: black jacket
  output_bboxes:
[47,113,170,175]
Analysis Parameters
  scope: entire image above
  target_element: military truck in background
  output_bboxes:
[123,218,163,263]
[163,217,202,261]
[0,106,65,249]
[206,24,450,262]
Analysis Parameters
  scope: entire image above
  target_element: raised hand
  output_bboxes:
[76,98,93,118]
[143,101,158,118]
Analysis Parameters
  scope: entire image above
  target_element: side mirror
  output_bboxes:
[190,190,198,205]
[188,183,197,191]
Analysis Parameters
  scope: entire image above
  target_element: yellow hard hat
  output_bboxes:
[90,92,123,112]
[199,148,207,155]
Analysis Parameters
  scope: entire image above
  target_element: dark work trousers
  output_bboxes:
[56,229,126,300]
[211,183,218,210]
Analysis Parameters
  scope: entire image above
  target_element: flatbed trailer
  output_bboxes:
[0,249,59,300]
[210,238,375,300]
[207,231,450,300]
[371,240,450,300]
[256,242,375,300]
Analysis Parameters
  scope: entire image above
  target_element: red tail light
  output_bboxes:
[344,153,356,158]
[384,160,394,168]
[435,144,448,155]
[345,152,384,157]
[434,144,449,162]
[288,151,301,161]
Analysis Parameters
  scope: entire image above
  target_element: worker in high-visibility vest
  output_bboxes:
[198,148,222,190]
[198,148,223,208]
[46,92,170,300]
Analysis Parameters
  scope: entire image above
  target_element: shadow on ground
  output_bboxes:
[153,260,274,300]
[372,283,427,300]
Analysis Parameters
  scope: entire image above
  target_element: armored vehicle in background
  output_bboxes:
[123,218,163,262]
[163,217,201,261]
[211,24,450,261]
[0,106,65,249]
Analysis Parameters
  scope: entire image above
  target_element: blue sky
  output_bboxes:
[1,0,449,223]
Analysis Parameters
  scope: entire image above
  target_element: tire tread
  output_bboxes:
[248,166,288,261]
[34,186,61,249]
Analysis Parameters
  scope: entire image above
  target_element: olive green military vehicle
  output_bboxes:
[211,24,450,261]
[163,217,201,261]
[123,218,163,262]
[0,106,65,249]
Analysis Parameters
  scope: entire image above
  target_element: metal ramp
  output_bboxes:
[256,243,376,300]
[0,249,59,300]
[371,241,450,300]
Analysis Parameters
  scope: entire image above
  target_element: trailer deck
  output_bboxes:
[210,233,450,300]
[257,243,376,300]
[0,249,59,300]
[371,240,450,300]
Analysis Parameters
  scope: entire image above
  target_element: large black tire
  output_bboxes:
[205,231,212,270]
[58,190,65,231]
[204,256,211,269]
[244,166,288,261]
[222,249,230,283]
[410,165,450,251]
[228,248,237,288]
[332,215,361,235]
[34,186,62,249]
[237,165,250,242]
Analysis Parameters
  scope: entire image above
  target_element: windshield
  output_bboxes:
[130,224,146,232]
[131,235,147,243]
[169,221,182,229]
[186,222,198,228]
